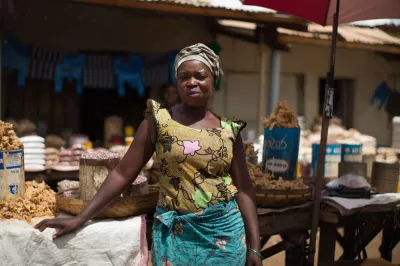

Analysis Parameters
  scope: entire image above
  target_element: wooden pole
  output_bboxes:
[308,0,341,265]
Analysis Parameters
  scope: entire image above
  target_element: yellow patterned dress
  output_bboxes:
[147,100,248,266]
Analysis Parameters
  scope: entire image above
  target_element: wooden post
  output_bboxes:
[309,0,341,264]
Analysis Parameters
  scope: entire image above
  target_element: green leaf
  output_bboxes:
[192,189,212,209]
[223,176,232,185]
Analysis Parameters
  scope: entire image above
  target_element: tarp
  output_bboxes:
[0,213,148,266]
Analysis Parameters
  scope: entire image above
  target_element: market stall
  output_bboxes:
[244,99,400,265]
[0,125,156,265]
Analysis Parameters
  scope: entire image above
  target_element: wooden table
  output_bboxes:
[320,258,396,265]
[318,201,399,264]
[379,210,400,262]
[25,169,79,191]
[258,202,313,266]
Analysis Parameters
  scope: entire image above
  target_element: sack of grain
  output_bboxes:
[0,121,25,201]
[79,150,120,200]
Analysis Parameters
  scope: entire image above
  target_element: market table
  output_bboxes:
[379,207,400,262]
[318,194,400,264]
[0,213,148,266]
[25,169,79,191]
[258,202,313,266]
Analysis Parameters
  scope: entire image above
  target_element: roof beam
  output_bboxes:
[71,0,305,26]
[279,34,400,55]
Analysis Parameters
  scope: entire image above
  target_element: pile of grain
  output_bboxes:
[243,141,258,157]
[0,181,56,223]
[0,121,23,151]
[45,148,60,168]
[81,150,119,160]
[59,145,86,167]
[247,162,308,190]
[45,134,65,149]
[262,101,299,130]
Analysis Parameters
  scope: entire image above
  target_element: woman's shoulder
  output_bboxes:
[144,99,171,124]
[145,99,161,113]
[218,114,246,138]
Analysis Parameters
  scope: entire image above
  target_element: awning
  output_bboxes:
[71,0,304,25]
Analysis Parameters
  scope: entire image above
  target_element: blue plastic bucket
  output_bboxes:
[312,144,341,178]
[341,144,363,162]
[262,127,300,180]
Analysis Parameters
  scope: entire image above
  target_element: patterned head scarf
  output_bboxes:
[174,43,223,81]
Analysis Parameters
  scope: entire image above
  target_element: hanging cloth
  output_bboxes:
[55,53,86,94]
[2,32,30,87]
[113,55,145,97]
[370,81,390,110]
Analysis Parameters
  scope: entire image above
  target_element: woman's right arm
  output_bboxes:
[35,116,156,238]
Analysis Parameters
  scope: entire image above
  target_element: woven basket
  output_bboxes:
[255,187,312,208]
[57,186,159,218]
[371,162,399,193]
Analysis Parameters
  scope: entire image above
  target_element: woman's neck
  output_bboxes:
[180,104,208,119]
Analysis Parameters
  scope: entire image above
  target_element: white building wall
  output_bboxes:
[214,35,400,145]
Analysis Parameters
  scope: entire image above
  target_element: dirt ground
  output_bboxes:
[262,232,400,265]
[148,232,400,265]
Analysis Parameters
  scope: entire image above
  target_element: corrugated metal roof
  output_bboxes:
[278,25,400,46]
[134,0,275,13]
[352,19,400,27]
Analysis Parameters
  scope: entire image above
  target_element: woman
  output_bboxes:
[160,83,180,110]
[35,44,262,266]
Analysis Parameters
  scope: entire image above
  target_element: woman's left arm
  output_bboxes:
[230,134,262,264]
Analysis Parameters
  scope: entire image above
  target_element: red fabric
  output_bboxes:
[245,0,400,25]
[245,0,330,25]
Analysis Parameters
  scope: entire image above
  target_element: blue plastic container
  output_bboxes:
[341,144,363,162]
[262,127,300,180]
[312,144,341,178]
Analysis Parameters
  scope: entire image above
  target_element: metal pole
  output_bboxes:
[258,34,268,136]
[0,31,2,120]
[308,0,341,265]
[267,49,281,115]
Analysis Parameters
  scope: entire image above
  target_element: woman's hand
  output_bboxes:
[246,250,263,266]
[35,217,84,239]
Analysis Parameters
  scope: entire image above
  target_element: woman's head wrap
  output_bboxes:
[174,43,223,80]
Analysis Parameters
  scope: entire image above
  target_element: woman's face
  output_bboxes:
[176,60,214,108]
